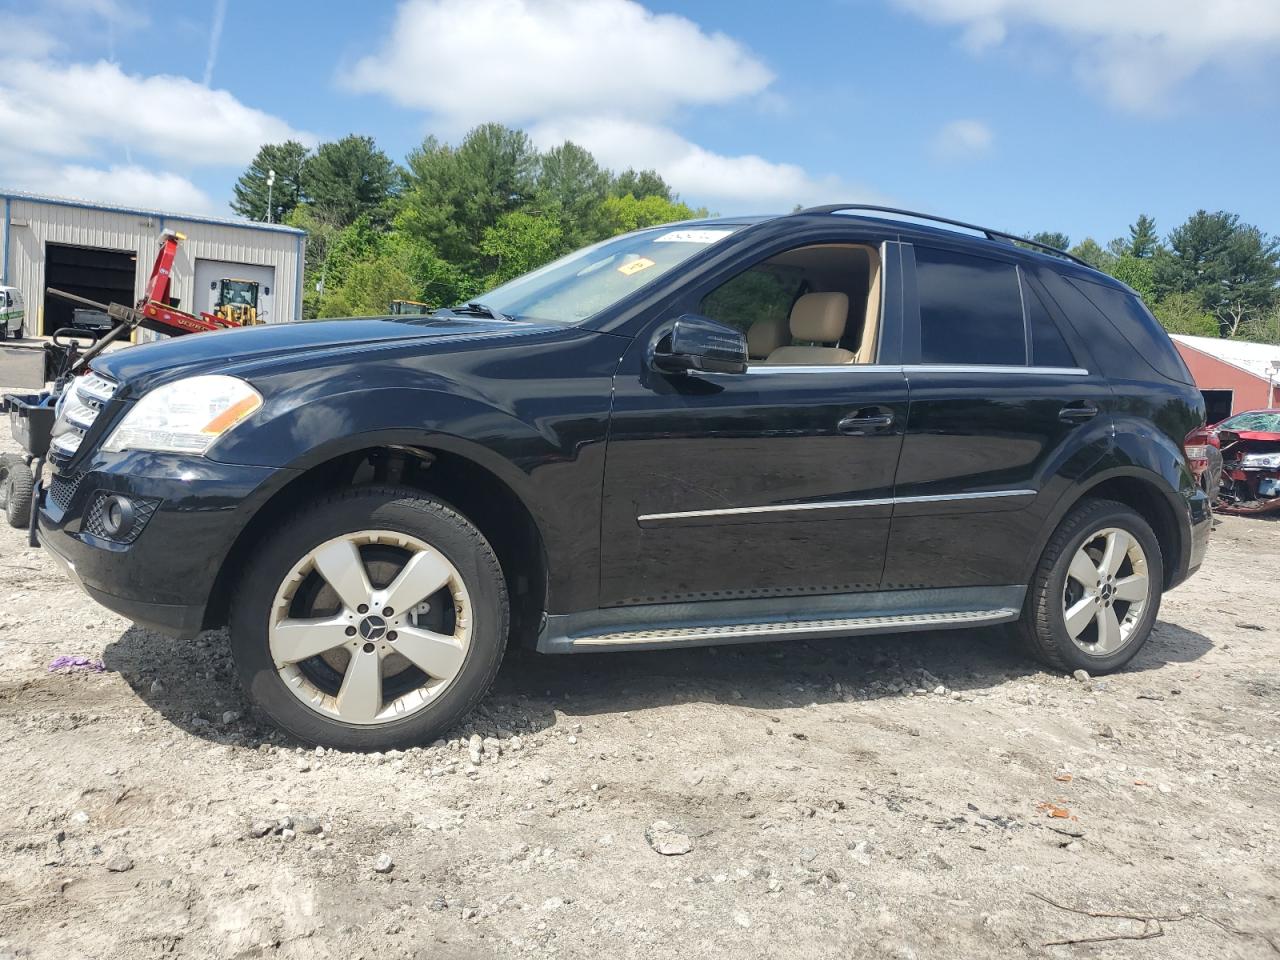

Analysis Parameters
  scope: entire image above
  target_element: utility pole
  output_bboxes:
[266,169,276,224]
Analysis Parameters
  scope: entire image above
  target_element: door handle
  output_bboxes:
[838,409,895,435]
[1058,402,1099,423]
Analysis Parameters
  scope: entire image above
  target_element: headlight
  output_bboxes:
[1184,444,1209,461]
[103,375,261,455]
[1241,452,1280,469]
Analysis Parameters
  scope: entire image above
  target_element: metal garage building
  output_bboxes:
[1172,334,1280,422]
[0,190,305,338]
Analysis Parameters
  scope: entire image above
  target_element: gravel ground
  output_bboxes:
[0,425,1277,959]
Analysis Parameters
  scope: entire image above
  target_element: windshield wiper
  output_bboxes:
[450,301,514,322]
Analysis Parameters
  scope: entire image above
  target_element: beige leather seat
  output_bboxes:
[766,292,855,365]
[745,315,789,359]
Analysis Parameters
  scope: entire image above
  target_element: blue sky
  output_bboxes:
[2,0,1278,247]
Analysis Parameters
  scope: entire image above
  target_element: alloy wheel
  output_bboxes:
[268,530,473,725]
[1062,526,1150,656]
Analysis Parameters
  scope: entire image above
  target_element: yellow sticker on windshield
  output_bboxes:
[617,257,656,276]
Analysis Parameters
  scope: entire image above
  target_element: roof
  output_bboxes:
[1171,334,1280,382]
[1,188,305,237]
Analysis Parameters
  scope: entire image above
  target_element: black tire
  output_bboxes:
[1011,498,1163,674]
[228,486,509,750]
[1,456,35,529]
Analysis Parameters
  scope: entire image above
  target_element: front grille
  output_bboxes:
[83,492,159,544]
[50,373,117,459]
[46,472,83,512]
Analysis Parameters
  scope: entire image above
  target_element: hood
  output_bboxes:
[93,316,551,396]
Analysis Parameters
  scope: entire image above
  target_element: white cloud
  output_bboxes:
[0,59,313,167]
[343,0,773,124]
[892,0,1280,110]
[932,118,993,159]
[0,52,314,214]
[529,116,876,209]
[342,0,861,210]
[6,162,215,213]
[0,14,61,58]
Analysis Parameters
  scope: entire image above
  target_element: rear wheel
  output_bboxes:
[1,456,35,529]
[1013,499,1163,674]
[229,487,508,750]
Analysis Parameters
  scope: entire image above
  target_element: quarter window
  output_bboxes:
[916,247,1026,365]
[1025,285,1077,368]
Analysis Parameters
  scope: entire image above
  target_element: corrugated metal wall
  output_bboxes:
[1,195,303,338]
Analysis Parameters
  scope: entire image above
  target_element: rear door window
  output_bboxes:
[915,247,1026,365]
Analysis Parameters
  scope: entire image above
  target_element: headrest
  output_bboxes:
[746,315,789,358]
[790,292,848,343]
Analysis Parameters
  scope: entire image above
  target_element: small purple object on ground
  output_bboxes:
[48,656,105,673]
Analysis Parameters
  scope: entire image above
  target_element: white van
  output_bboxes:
[0,286,25,340]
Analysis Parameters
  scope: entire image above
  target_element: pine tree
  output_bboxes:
[1127,214,1159,258]
[230,141,309,222]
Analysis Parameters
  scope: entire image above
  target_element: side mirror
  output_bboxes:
[652,314,748,375]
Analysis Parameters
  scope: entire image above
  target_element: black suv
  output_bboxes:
[37,206,1211,749]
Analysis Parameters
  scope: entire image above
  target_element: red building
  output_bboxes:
[1170,335,1280,424]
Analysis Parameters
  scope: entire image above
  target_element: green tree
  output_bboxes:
[1152,291,1218,337]
[231,140,309,222]
[1155,210,1280,334]
[1069,238,1116,272]
[1127,214,1159,258]
[285,204,346,319]
[1026,231,1071,252]
[597,194,704,235]
[610,168,673,201]
[480,211,564,286]
[318,251,418,317]
[536,141,609,249]
[302,135,398,228]
[1112,255,1156,304]
[398,124,539,270]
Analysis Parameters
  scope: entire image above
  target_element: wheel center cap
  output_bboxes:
[1100,583,1115,602]
[358,614,387,640]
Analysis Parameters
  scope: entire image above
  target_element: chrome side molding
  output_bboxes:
[638,488,1036,523]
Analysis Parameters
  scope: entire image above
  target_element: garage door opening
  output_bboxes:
[42,243,137,336]
[1201,389,1234,424]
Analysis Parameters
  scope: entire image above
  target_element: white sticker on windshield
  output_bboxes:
[653,229,735,244]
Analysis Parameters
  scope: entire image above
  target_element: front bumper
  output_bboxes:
[38,449,295,638]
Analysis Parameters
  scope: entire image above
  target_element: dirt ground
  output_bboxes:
[0,427,1277,960]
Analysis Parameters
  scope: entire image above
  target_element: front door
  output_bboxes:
[597,238,908,608]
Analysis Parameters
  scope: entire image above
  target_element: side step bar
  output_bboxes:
[537,589,1024,653]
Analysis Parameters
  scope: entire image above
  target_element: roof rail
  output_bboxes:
[796,204,1092,269]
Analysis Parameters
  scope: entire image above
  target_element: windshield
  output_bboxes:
[222,280,258,306]
[1220,411,1280,432]
[467,225,744,325]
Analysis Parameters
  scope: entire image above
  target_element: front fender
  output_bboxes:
[205,331,623,614]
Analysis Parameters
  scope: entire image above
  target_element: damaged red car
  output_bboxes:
[1188,409,1280,515]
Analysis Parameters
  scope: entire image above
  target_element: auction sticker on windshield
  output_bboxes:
[653,229,736,244]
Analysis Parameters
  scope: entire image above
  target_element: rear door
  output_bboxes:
[882,243,1113,590]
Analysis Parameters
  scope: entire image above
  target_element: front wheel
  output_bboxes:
[229,487,509,750]
[1012,499,1163,674]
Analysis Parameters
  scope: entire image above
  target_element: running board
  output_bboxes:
[536,588,1024,654]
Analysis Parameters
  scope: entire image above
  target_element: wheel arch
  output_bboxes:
[204,434,550,647]
[1030,467,1188,590]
